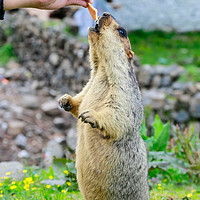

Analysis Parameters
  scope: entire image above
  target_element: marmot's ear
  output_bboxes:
[127,50,134,59]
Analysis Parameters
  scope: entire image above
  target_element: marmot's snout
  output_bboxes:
[91,12,113,33]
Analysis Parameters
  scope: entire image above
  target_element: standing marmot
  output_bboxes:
[59,12,150,200]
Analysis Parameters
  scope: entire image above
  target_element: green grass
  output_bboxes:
[151,184,200,200]
[128,30,200,67]
[0,43,17,66]
[0,167,199,200]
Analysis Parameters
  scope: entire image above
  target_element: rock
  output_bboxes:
[175,110,190,123]
[41,100,61,116]
[15,134,27,148]
[44,140,64,158]
[4,68,28,81]
[41,179,66,186]
[161,75,171,87]
[172,82,185,90]
[152,75,161,88]
[168,64,184,78]
[7,120,26,136]
[49,53,59,66]
[178,94,190,108]
[195,82,200,91]
[20,95,39,109]
[190,93,200,118]
[138,64,152,86]
[184,82,197,95]
[0,100,9,110]
[53,117,66,129]
[142,90,166,109]
[6,60,22,69]
[0,161,24,180]
[18,150,30,159]
[66,127,77,151]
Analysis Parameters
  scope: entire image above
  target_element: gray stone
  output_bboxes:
[142,90,166,110]
[195,83,200,91]
[66,127,77,151]
[18,150,30,159]
[0,100,9,110]
[44,140,64,158]
[20,95,39,109]
[0,161,24,180]
[190,93,200,118]
[168,65,184,78]
[7,120,26,136]
[49,53,59,66]
[177,94,190,108]
[15,134,27,148]
[184,82,197,95]
[175,110,190,123]
[138,64,152,86]
[53,117,66,129]
[41,101,61,116]
[161,76,171,87]
[152,75,161,88]
[6,60,22,69]
[172,82,185,90]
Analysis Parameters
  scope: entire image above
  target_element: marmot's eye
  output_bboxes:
[117,28,127,38]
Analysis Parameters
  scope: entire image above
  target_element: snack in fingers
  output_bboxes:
[87,3,98,21]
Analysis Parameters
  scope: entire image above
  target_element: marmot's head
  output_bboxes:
[88,12,134,61]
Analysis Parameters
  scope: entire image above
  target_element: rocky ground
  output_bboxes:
[0,60,77,166]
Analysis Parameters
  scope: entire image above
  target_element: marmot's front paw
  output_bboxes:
[79,110,98,128]
[58,94,72,111]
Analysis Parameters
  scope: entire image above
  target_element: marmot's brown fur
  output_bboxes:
[59,13,150,200]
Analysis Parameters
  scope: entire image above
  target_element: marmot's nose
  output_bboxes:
[102,12,110,18]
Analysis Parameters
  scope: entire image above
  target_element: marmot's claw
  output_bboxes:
[79,110,98,128]
[58,94,72,111]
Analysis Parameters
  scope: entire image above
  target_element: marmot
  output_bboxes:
[59,13,150,200]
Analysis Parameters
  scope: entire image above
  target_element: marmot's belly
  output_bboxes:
[76,127,149,200]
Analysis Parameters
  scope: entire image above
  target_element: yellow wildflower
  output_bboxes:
[61,189,66,194]
[0,183,3,187]
[163,179,167,183]
[24,184,30,191]
[23,177,33,184]
[0,190,3,194]
[0,194,3,198]
[46,185,51,189]
[10,185,17,190]
[158,183,161,187]
[49,176,54,180]
[64,170,69,175]
[57,185,60,187]
[11,181,16,185]
[187,193,192,198]
[32,187,37,191]
[5,172,11,176]
[66,182,71,186]
[34,174,39,178]
[191,189,195,193]
[23,170,27,174]
[158,186,162,190]
[4,177,8,180]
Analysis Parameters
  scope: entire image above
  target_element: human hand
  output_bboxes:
[4,0,94,11]
[34,0,94,9]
